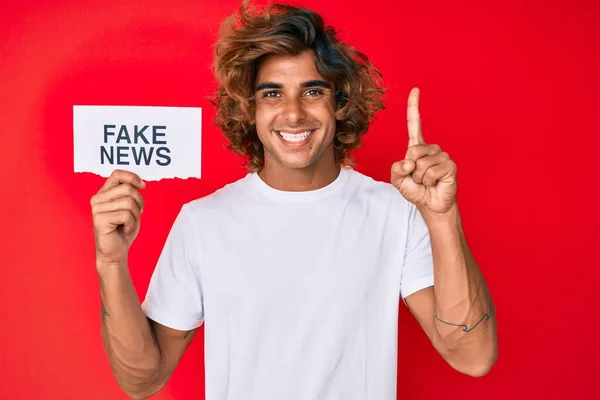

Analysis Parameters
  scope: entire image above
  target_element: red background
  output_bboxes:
[1,0,599,399]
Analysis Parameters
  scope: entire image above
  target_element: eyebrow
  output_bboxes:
[302,80,332,89]
[255,80,332,92]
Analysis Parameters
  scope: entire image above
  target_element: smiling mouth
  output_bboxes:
[276,129,316,143]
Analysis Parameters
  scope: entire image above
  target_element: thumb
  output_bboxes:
[391,160,415,184]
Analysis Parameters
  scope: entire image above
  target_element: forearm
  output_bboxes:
[421,204,497,375]
[98,261,162,398]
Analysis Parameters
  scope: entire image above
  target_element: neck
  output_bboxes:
[258,153,341,192]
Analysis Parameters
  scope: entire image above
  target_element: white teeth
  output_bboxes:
[278,130,313,142]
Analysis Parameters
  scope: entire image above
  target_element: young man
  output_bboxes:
[91,2,497,399]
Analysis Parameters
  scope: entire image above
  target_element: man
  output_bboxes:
[91,2,497,399]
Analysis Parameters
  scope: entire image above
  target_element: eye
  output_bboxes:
[305,89,323,97]
[263,91,281,98]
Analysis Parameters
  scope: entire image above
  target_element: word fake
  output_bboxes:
[100,124,171,166]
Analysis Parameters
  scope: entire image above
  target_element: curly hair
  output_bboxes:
[212,0,385,171]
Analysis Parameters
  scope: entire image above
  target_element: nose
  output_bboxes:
[282,96,307,124]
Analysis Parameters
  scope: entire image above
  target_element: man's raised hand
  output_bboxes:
[391,88,458,215]
[91,169,146,268]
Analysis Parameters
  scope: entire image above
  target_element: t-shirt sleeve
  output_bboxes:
[141,204,204,331]
[400,202,435,299]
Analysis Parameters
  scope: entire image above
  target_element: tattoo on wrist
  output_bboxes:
[434,310,492,333]
[101,302,110,321]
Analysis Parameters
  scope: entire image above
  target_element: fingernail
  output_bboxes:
[402,161,411,171]
[141,180,146,189]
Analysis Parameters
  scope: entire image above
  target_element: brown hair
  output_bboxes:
[212,0,385,171]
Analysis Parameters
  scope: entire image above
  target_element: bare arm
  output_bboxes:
[390,88,497,377]
[405,204,497,377]
[99,261,161,398]
[92,170,197,399]
[99,261,198,398]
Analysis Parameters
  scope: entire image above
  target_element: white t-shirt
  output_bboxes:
[141,166,434,400]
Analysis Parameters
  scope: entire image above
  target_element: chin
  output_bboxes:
[277,155,315,170]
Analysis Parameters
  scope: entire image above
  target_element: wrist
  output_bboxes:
[96,254,128,275]
[418,202,461,229]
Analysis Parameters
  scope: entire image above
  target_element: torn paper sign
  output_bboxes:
[74,105,201,181]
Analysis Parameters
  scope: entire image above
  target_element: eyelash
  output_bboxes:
[262,89,324,98]
[306,89,324,97]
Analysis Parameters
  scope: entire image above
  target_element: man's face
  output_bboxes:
[254,50,337,171]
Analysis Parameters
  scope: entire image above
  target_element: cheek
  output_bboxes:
[319,105,337,136]
[255,105,279,128]
[254,107,271,134]
[308,100,336,123]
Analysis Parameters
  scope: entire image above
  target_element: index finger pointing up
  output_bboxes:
[407,87,424,147]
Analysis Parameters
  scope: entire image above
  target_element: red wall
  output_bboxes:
[1,0,599,399]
